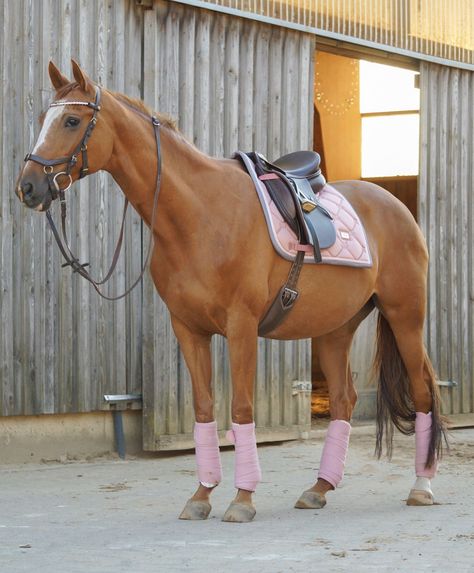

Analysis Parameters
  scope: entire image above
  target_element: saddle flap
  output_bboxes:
[304,207,337,250]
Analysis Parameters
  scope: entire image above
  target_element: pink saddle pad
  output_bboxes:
[261,183,372,268]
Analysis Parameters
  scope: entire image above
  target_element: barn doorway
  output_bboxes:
[312,51,420,418]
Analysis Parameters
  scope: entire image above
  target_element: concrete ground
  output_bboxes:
[1,425,473,573]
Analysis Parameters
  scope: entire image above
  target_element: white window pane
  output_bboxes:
[362,114,420,177]
[360,61,420,113]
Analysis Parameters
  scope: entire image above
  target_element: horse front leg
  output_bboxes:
[222,313,261,523]
[171,316,221,521]
[295,328,356,510]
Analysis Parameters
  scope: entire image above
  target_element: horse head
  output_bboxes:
[16,60,113,211]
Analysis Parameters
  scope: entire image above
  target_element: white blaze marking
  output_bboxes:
[32,106,64,154]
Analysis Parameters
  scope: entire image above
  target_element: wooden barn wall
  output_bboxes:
[195,0,474,68]
[419,62,474,415]
[0,0,144,416]
[141,1,315,450]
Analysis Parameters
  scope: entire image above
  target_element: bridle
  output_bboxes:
[23,86,162,301]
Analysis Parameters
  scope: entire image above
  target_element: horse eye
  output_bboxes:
[65,116,80,128]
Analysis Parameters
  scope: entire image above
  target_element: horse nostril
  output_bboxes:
[21,182,34,198]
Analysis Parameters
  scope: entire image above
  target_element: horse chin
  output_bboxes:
[24,193,53,213]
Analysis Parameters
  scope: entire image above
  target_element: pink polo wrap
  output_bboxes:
[194,421,223,487]
[318,419,351,488]
[415,411,438,478]
[226,422,262,492]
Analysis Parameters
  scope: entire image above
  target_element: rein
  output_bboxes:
[24,87,162,301]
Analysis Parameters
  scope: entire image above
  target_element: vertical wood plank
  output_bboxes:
[420,62,474,416]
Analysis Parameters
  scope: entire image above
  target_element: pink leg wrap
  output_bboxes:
[226,422,262,492]
[415,411,438,478]
[318,420,351,488]
[194,421,223,487]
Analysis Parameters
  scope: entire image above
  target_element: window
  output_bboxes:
[360,61,420,178]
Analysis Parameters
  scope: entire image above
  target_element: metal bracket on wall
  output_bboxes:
[292,380,312,396]
[436,380,458,388]
[103,394,142,411]
[103,394,142,460]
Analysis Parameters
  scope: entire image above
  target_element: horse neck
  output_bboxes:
[104,98,221,242]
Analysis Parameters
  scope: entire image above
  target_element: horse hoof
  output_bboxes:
[178,499,212,520]
[294,490,327,509]
[406,489,434,506]
[222,502,256,523]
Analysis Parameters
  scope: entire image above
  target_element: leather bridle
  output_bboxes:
[23,86,162,301]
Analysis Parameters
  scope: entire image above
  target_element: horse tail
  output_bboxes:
[373,312,447,466]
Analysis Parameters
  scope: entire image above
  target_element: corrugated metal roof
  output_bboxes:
[177,0,474,69]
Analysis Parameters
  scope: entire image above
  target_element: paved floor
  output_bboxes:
[1,426,473,573]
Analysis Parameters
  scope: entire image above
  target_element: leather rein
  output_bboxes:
[24,86,162,301]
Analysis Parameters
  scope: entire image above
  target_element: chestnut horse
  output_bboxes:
[16,61,445,522]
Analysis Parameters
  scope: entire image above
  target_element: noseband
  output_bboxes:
[24,86,162,301]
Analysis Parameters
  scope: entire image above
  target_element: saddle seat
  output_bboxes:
[273,150,320,178]
[273,151,326,196]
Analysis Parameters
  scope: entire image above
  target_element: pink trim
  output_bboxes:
[194,421,223,487]
[289,242,314,253]
[318,420,351,488]
[259,173,280,181]
[227,422,262,492]
[415,412,438,478]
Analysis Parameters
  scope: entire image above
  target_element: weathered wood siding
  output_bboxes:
[0,0,144,415]
[141,1,315,449]
[419,62,474,415]
[0,0,314,443]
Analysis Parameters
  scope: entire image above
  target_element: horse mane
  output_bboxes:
[112,91,177,131]
[53,82,177,131]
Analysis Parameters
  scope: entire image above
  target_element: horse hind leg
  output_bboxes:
[295,303,372,509]
[374,292,447,506]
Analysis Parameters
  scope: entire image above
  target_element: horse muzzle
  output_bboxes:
[16,179,53,212]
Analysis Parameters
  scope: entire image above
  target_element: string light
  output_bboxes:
[315,58,359,117]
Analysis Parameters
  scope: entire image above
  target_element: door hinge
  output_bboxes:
[292,381,312,395]
[436,380,458,388]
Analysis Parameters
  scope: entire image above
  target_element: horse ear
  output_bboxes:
[48,61,69,90]
[71,59,93,93]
